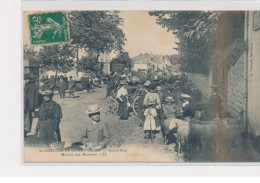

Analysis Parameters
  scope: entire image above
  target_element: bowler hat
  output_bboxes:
[24,73,36,80]
[85,104,102,114]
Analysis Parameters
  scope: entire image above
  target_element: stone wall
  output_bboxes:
[227,53,245,119]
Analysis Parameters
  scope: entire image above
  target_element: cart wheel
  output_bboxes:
[104,97,119,115]
[132,96,140,116]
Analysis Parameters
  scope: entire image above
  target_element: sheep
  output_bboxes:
[175,120,190,155]
[189,122,219,154]
[162,118,182,144]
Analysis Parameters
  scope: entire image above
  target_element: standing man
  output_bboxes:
[143,87,161,130]
[137,80,151,125]
[24,73,38,137]
[57,76,66,99]
[208,85,222,119]
[35,85,63,145]
[85,76,90,93]
[68,76,76,98]
[181,94,192,119]
[155,86,164,128]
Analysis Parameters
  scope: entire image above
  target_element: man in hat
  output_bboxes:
[137,80,151,125]
[116,80,129,120]
[35,85,63,145]
[208,85,222,120]
[24,73,38,137]
[57,76,66,98]
[81,104,110,150]
[162,96,179,119]
[68,76,76,98]
[143,87,161,129]
[155,86,164,128]
[181,94,192,118]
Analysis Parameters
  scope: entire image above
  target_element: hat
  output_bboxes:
[39,89,54,96]
[121,74,126,78]
[165,96,174,102]
[85,104,102,114]
[39,83,55,96]
[146,100,155,105]
[120,80,127,85]
[181,94,191,99]
[24,73,36,80]
[155,86,162,91]
[144,80,151,86]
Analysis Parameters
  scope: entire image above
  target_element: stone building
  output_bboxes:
[187,11,260,138]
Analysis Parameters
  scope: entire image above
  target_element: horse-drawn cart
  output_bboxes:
[104,85,142,115]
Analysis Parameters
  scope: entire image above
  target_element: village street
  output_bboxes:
[25,86,183,162]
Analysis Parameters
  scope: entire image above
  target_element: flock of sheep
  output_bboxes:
[162,111,246,157]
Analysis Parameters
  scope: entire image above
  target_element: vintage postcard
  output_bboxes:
[23,9,260,163]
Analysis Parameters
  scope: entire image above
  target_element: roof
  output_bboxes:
[131,53,167,65]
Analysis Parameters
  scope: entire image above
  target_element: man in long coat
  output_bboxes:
[68,76,76,98]
[137,80,151,125]
[24,73,38,137]
[57,76,66,98]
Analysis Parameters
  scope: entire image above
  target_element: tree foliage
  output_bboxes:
[149,11,244,75]
[76,51,99,74]
[38,43,75,74]
[110,51,132,73]
[68,11,126,55]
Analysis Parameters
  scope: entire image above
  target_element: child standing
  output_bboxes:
[143,100,157,143]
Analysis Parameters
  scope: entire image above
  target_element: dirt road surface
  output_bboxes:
[25,86,183,162]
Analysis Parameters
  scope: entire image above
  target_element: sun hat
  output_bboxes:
[85,104,102,114]
[180,94,191,99]
[155,86,162,91]
[144,80,151,86]
[165,96,175,102]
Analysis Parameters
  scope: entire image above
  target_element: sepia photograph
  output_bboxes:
[23,10,260,163]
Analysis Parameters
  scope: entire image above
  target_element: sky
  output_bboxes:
[119,11,178,58]
[23,11,179,58]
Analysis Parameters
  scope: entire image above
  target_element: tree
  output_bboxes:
[76,51,99,74]
[110,51,132,73]
[68,11,126,62]
[149,11,245,75]
[38,43,75,77]
[149,11,216,74]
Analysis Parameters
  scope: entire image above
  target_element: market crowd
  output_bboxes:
[24,71,222,151]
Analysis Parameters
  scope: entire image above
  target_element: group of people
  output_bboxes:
[40,75,76,99]
[114,78,192,142]
[137,80,192,142]
[25,73,109,151]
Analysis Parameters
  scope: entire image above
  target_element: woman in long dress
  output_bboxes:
[116,80,129,120]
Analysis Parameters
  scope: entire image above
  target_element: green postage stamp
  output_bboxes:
[28,12,70,45]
